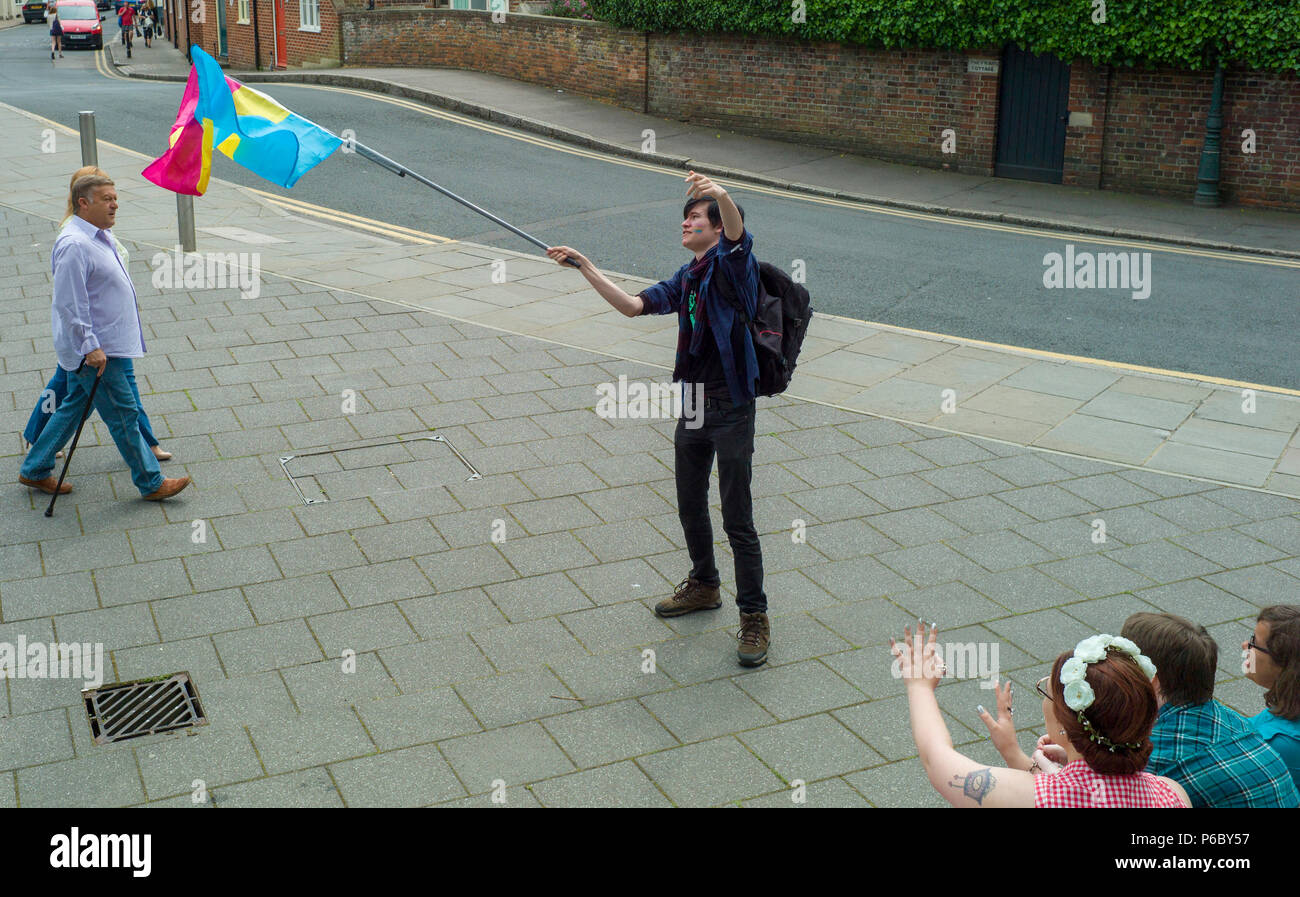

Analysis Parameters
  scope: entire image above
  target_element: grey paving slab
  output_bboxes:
[733,659,869,721]
[281,653,400,710]
[135,728,264,801]
[740,775,875,807]
[0,572,98,621]
[470,617,589,672]
[16,749,145,808]
[529,760,673,808]
[640,679,776,742]
[550,648,677,705]
[0,709,74,770]
[378,633,495,692]
[210,768,344,808]
[454,667,579,729]
[212,620,325,674]
[1037,553,1156,597]
[485,572,594,622]
[247,708,375,775]
[439,722,575,793]
[636,736,783,807]
[196,671,298,728]
[112,635,225,682]
[52,601,159,651]
[1102,540,1226,582]
[738,713,884,782]
[1134,580,1261,626]
[542,699,679,768]
[330,744,467,807]
[810,598,917,649]
[356,687,482,750]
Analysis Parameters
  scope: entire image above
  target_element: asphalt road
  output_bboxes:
[2,25,1297,388]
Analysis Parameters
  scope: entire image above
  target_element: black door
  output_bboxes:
[994,45,1071,183]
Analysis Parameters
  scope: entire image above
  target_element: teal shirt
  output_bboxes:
[1251,709,1300,791]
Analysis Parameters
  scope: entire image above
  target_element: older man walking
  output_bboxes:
[19,174,190,501]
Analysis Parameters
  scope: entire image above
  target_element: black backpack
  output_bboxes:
[713,260,813,397]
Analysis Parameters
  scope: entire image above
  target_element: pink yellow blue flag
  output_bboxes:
[143,46,342,196]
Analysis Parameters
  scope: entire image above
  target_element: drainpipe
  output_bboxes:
[252,0,261,69]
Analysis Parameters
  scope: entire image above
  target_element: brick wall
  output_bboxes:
[189,0,343,69]
[341,11,1298,209]
[647,35,998,177]
[1099,68,1299,210]
[341,9,647,109]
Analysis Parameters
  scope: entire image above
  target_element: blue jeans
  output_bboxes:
[20,358,163,496]
[24,361,158,448]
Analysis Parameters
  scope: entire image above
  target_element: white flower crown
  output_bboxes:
[1057,634,1158,752]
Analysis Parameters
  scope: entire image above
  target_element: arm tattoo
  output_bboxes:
[948,768,997,805]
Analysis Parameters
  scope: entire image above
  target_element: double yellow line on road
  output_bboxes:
[297,83,1300,270]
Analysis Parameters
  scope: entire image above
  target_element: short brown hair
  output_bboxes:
[65,166,109,219]
[1259,606,1300,721]
[1121,612,1217,706]
[1050,648,1157,776]
[71,174,114,212]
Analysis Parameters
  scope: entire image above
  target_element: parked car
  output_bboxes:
[52,0,106,49]
[22,1,48,23]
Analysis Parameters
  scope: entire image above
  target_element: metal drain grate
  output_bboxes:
[83,672,208,745]
[279,435,481,505]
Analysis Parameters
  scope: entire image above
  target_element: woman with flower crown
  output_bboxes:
[893,623,1190,807]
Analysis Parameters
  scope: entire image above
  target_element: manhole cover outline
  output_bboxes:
[279,435,481,506]
[83,672,208,745]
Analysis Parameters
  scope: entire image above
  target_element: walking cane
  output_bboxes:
[45,358,102,518]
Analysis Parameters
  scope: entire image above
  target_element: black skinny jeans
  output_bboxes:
[674,395,767,614]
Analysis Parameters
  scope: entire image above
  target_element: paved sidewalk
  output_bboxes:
[1,101,1298,807]
[107,40,1300,259]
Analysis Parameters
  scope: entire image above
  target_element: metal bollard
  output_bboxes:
[77,111,98,166]
[176,194,196,252]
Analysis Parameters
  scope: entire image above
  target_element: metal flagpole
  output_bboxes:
[351,141,580,267]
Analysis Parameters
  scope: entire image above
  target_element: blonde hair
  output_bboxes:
[64,165,110,220]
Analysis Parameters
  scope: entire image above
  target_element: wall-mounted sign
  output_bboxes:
[967,59,999,74]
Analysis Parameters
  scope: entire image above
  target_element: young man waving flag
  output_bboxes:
[548,171,770,666]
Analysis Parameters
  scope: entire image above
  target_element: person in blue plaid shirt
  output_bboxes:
[1122,612,1299,808]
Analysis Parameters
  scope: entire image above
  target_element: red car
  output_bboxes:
[53,0,106,50]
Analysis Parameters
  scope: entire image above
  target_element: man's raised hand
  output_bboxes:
[685,170,726,201]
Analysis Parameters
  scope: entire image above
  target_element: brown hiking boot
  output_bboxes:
[143,476,192,501]
[654,577,722,618]
[737,612,770,667]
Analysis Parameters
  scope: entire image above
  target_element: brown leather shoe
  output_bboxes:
[143,476,191,501]
[737,612,770,667]
[19,475,71,495]
[654,577,722,618]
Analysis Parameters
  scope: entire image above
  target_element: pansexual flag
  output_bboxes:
[143,46,342,195]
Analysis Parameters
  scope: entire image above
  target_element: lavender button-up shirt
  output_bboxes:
[50,215,145,372]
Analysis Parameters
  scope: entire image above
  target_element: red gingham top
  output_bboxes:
[1034,760,1188,808]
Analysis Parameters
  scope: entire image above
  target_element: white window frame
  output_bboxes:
[237,0,249,25]
[299,0,319,32]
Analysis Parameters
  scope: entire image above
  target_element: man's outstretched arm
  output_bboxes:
[547,246,645,317]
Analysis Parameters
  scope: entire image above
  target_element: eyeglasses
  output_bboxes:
[1036,675,1051,700]
[1248,634,1272,656]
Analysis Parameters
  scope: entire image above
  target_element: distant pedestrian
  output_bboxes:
[117,2,134,56]
[141,0,155,47]
[18,173,190,501]
[23,166,173,464]
[548,170,771,667]
[48,3,63,61]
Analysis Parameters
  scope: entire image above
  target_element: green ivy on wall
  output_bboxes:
[585,0,1300,72]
